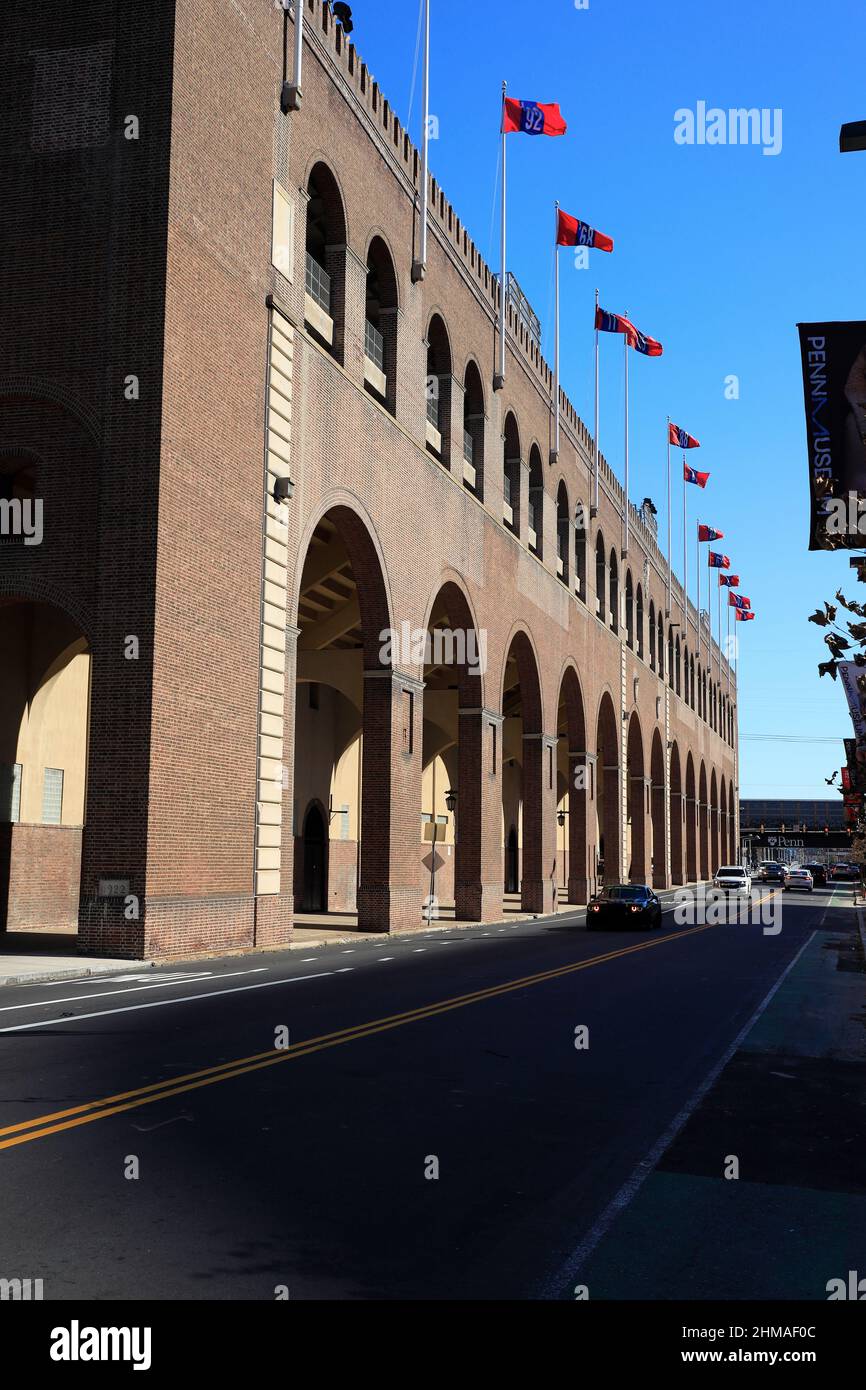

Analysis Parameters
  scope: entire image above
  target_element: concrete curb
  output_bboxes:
[0,959,156,988]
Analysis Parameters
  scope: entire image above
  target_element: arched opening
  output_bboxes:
[556,480,570,584]
[0,600,91,939]
[501,633,551,912]
[364,236,398,414]
[305,162,347,362]
[675,635,681,695]
[626,712,646,882]
[425,314,452,468]
[528,446,543,556]
[301,802,328,912]
[667,628,674,688]
[596,692,620,884]
[595,533,606,622]
[503,412,521,536]
[574,502,587,602]
[650,728,666,888]
[557,667,589,903]
[462,360,485,498]
[293,507,397,931]
[699,762,709,880]
[720,777,729,868]
[669,742,684,885]
[609,549,619,633]
[685,752,697,882]
[505,825,519,894]
[710,768,719,875]
[649,601,656,670]
[421,582,490,922]
[636,584,644,659]
[657,611,665,680]
[625,571,634,648]
[689,653,695,709]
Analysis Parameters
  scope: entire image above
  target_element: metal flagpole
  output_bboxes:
[411,0,430,282]
[683,452,688,641]
[552,200,560,463]
[696,511,701,665]
[726,600,731,696]
[495,81,507,391]
[592,287,600,515]
[717,574,722,682]
[623,329,629,555]
[666,418,672,616]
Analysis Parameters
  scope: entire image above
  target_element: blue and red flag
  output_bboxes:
[502,99,567,137]
[729,593,752,610]
[719,573,739,587]
[684,463,710,488]
[698,524,724,542]
[596,307,663,357]
[708,551,731,569]
[734,609,756,622]
[670,422,700,449]
[556,209,613,253]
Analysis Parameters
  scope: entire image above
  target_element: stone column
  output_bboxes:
[357,669,424,932]
[567,749,592,903]
[455,708,504,922]
[521,732,558,914]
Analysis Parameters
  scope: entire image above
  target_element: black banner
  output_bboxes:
[798,321,866,550]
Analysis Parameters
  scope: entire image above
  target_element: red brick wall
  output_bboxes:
[0,825,82,932]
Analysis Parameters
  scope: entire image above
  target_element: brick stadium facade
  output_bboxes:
[0,1,738,959]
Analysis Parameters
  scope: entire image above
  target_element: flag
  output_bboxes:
[698,524,724,542]
[684,463,710,487]
[670,423,700,449]
[556,209,613,253]
[719,573,739,587]
[708,551,731,568]
[596,307,663,356]
[503,99,567,137]
[734,609,756,622]
[729,593,752,610]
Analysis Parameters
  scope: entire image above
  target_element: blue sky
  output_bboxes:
[346,0,865,798]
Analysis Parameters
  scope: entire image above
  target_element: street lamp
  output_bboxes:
[840,121,866,153]
[557,808,567,827]
[445,789,457,813]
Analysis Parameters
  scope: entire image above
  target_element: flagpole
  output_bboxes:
[411,0,430,282]
[552,200,560,463]
[623,326,629,556]
[726,600,731,698]
[592,287,599,516]
[666,418,672,616]
[683,451,688,646]
[696,510,701,666]
[717,574,722,684]
[495,80,507,391]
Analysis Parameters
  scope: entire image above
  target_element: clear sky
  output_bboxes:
[342,0,865,799]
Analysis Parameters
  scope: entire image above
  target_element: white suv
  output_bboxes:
[712,865,752,896]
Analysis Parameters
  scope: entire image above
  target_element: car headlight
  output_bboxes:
[630,905,640,913]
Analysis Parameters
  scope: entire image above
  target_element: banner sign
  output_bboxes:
[797,321,866,549]
[839,660,866,745]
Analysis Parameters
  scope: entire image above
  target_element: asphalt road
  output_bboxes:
[0,888,835,1299]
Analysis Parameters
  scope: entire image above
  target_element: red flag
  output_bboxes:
[729,593,752,610]
[707,551,731,569]
[596,307,663,357]
[719,574,739,587]
[684,463,710,487]
[556,209,613,253]
[670,423,700,449]
[698,524,724,542]
[503,99,567,137]
[734,609,756,621]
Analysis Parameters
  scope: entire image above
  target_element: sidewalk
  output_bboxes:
[569,894,866,1299]
[0,929,137,986]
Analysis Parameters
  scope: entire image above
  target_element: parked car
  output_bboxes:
[711,865,752,896]
[587,884,662,930]
[801,863,827,887]
[784,867,814,893]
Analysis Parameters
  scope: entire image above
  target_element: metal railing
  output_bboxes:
[305,253,331,315]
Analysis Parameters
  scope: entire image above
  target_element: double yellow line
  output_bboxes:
[0,923,714,1152]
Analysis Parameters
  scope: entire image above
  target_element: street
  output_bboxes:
[2,887,861,1301]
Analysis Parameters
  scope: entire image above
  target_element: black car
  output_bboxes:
[801,863,827,887]
[587,883,662,929]
[761,862,787,884]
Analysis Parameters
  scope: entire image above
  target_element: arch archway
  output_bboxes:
[305,161,347,363]
[650,728,666,888]
[710,768,719,874]
[501,631,553,913]
[364,236,399,415]
[720,777,729,869]
[300,802,328,912]
[669,741,684,885]
[0,599,91,936]
[685,752,697,882]
[699,762,709,879]
[557,666,589,902]
[596,692,620,884]
[463,360,485,498]
[626,712,646,882]
[503,413,521,537]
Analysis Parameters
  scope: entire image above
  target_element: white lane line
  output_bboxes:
[0,972,335,1034]
[335,968,354,973]
[340,950,355,954]
[536,928,817,1299]
[377,956,394,962]
[299,958,318,963]
[412,948,426,953]
[0,968,268,1016]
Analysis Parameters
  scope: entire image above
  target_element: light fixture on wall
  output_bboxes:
[274,475,294,504]
[445,788,457,813]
